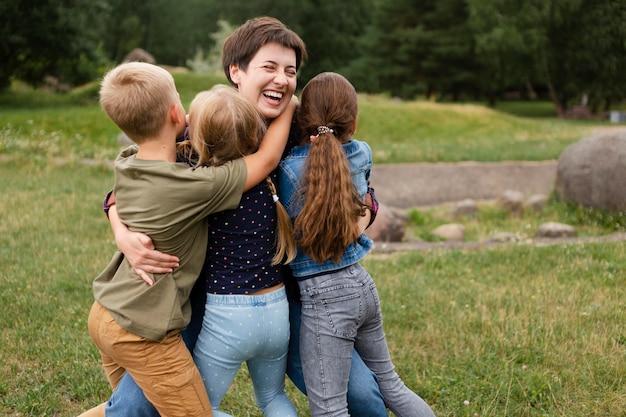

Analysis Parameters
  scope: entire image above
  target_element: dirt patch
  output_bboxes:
[369,231,626,254]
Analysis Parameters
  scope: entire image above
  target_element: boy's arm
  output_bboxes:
[107,204,179,284]
[242,97,297,190]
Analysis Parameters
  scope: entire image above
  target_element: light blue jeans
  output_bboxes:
[192,286,297,417]
[105,278,391,417]
[298,263,436,417]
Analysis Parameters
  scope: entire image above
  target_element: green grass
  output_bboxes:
[0,161,115,415]
[1,75,625,416]
[407,194,626,243]
[0,73,229,162]
[365,245,625,417]
[357,96,606,163]
[0,72,614,165]
[493,100,559,118]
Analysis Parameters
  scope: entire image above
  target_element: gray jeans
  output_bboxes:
[297,263,436,417]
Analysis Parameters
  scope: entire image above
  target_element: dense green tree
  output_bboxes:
[99,0,148,63]
[563,0,626,113]
[347,0,430,99]
[290,0,375,84]
[468,0,626,114]
[99,0,217,67]
[2,0,625,112]
[347,0,478,100]
[143,0,219,66]
[467,0,544,105]
[412,0,477,100]
[191,0,376,86]
[0,0,110,90]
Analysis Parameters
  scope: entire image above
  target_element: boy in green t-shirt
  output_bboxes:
[88,62,295,417]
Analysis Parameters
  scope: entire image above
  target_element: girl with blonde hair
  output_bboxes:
[183,84,298,417]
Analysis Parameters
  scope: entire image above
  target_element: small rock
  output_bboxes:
[486,232,519,243]
[535,222,577,238]
[453,199,478,217]
[365,203,408,242]
[432,223,465,241]
[498,190,525,215]
[525,194,549,212]
[123,48,156,64]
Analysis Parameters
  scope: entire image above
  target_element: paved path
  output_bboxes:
[370,160,558,208]
[369,231,626,254]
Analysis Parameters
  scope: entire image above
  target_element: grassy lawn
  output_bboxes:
[0,73,613,165]
[405,196,626,244]
[0,73,624,416]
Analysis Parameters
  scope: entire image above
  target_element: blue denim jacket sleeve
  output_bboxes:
[348,140,372,199]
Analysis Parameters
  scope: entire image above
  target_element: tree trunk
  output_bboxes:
[543,60,564,118]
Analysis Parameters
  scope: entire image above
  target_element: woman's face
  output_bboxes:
[230,42,297,121]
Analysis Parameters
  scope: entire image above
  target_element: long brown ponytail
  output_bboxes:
[294,72,366,263]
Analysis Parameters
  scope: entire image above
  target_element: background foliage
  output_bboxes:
[2,0,626,114]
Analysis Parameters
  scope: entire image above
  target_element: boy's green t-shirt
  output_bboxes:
[93,146,247,341]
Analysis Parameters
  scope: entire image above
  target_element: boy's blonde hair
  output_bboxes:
[185,85,296,264]
[99,62,178,142]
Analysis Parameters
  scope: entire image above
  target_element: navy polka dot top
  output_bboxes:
[203,180,282,294]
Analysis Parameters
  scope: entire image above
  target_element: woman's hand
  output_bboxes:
[109,206,179,285]
[358,206,372,234]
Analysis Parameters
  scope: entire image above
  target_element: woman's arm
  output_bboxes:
[242,97,297,190]
[108,205,179,285]
[358,208,372,234]
[357,183,378,233]
[364,184,378,229]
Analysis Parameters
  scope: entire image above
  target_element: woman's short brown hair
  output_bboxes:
[222,16,307,86]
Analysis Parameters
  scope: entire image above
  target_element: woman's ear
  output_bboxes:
[229,64,241,85]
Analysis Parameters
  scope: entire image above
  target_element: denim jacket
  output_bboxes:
[278,139,374,278]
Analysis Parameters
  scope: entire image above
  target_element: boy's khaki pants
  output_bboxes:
[87,301,212,417]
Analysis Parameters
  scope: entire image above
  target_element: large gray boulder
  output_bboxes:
[364,203,407,242]
[555,131,626,211]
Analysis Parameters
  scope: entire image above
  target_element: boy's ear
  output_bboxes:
[170,104,184,124]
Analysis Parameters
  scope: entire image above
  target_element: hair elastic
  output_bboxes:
[265,177,280,203]
[316,125,334,135]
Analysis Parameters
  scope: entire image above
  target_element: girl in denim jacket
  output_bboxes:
[278,72,436,417]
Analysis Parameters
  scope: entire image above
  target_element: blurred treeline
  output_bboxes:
[2,0,625,115]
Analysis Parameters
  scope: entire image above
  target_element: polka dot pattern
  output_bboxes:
[205,181,282,294]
